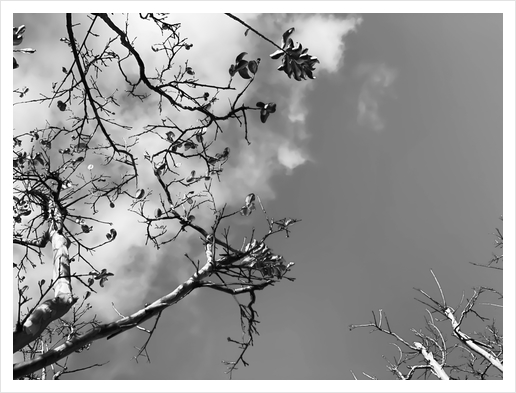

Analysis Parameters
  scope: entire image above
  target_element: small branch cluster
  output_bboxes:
[350,219,503,380]
[13,13,311,379]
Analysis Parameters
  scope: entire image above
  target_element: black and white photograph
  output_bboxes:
[4,1,514,391]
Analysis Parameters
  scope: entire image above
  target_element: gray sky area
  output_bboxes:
[5,4,515,391]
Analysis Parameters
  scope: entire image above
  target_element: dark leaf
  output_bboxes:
[281,27,295,49]
[284,38,294,50]
[260,109,270,124]
[13,25,25,46]
[304,68,315,79]
[240,205,250,216]
[235,59,249,72]
[292,62,303,81]
[186,170,196,183]
[248,60,258,74]
[238,67,252,79]
[269,49,284,60]
[289,42,303,57]
[284,59,293,78]
[235,51,248,63]
[298,53,311,63]
[245,193,256,206]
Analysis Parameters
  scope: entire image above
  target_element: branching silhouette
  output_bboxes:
[350,217,503,380]
[13,13,316,379]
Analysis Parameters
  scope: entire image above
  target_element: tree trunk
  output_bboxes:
[13,202,76,353]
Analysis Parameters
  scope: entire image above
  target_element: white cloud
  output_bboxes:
[268,14,362,125]
[239,13,363,175]
[10,12,363,328]
[278,143,308,174]
[290,14,363,74]
[356,63,398,132]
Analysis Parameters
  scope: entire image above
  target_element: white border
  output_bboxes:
[2,2,514,392]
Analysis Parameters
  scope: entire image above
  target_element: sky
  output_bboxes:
[3,2,515,392]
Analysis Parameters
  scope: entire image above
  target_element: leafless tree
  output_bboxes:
[350,217,503,380]
[13,13,320,380]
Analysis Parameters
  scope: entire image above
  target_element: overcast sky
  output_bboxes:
[4,2,515,392]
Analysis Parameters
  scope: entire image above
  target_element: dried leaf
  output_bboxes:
[235,51,248,63]
[229,64,236,77]
[245,193,256,206]
[260,109,270,124]
[269,49,284,60]
[281,27,295,49]
[238,67,252,80]
[248,60,258,74]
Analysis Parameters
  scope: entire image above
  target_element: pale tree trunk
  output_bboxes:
[444,307,503,373]
[13,200,77,353]
[413,342,449,380]
[13,240,216,378]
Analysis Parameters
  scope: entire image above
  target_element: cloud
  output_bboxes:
[11,13,363,330]
[269,14,362,125]
[249,13,363,175]
[356,63,398,132]
[278,142,308,174]
[291,14,363,74]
